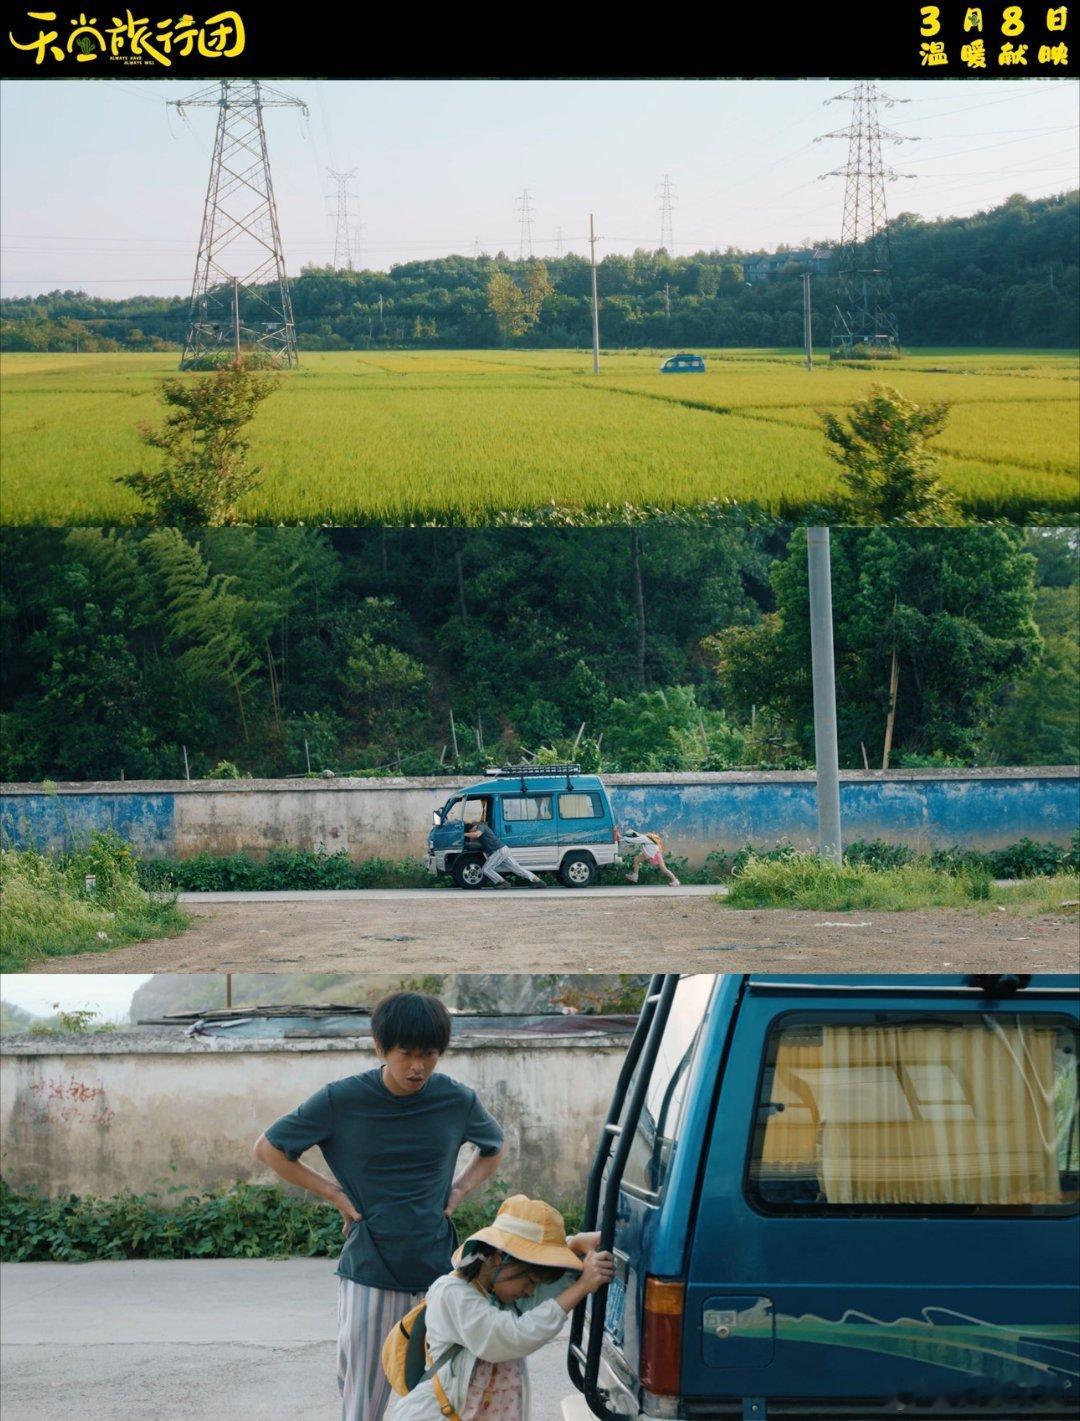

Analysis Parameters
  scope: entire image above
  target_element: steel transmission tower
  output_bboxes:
[327,167,359,270]
[170,80,308,368]
[516,189,535,260]
[817,81,916,356]
[657,174,676,253]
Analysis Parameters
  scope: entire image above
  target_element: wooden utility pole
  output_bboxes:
[882,649,900,770]
[631,528,646,689]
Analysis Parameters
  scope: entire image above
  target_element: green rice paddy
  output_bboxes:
[1,348,1076,524]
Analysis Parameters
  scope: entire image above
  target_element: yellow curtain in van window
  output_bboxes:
[818,1023,1061,1206]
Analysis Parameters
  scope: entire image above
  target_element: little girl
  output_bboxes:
[386,1195,614,1420]
[618,824,681,887]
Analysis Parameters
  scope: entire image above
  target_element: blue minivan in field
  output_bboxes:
[425,763,620,888]
[564,973,1080,1420]
[660,352,706,373]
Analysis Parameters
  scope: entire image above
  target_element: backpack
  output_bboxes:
[381,1299,462,1408]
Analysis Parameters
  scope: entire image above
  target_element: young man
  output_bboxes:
[464,818,547,888]
[254,990,504,1421]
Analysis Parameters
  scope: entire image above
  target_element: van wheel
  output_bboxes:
[559,853,596,888]
[452,855,486,890]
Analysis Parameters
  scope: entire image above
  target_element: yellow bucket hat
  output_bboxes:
[453,1195,584,1273]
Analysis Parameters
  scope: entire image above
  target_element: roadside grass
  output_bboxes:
[0,1176,583,1263]
[720,851,1080,913]
[2,349,1075,524]
[0,835,189,971]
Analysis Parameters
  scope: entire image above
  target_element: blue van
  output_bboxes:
[564,973,1080,1419]
[425,764,620,888]
[660,353,706,373]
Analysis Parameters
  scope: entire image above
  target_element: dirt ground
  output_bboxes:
[36,891,1080,974]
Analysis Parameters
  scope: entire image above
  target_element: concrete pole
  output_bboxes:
[232,277,241,363]
[589,214,601,375]
[803,271,813,371]
[807,528,842,864]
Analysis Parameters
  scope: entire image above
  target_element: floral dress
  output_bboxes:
[459,1357,525,1419]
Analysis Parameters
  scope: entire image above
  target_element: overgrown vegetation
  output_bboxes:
[0,1177,583,1264]
[0,832,188,972]
[722,849,1080,913]
[132,837,1080,895]
[2,525,1072,784]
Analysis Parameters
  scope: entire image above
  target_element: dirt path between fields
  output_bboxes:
[35,894,1080,974]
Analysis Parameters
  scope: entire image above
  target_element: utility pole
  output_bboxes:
[807,528,842,864]
[169,79,308,368]
[589,213,601,375]
[817,81,916,356]
[657,173,676,253]
[516,189,535,260]
[802,271,813,370]
[232,276,240,362]
[327,167,359,270]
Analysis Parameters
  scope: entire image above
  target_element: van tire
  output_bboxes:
[558,852,597,888]
[452,855,487,890]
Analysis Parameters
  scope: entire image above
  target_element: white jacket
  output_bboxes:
[387,1271,569,1420]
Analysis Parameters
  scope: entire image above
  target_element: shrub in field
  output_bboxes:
[137,849,433,893]
[821,384,962,525]
[0,1178,582,1263]
[117,362,277,526]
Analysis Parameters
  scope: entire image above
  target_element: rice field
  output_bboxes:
[1,348,1076,524]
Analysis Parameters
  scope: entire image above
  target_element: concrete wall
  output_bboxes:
[2,768,1077,867]
[0,1032,626,1205]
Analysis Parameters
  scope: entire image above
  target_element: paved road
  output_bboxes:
[0,1259,577,1420]
[39,891,1080,974]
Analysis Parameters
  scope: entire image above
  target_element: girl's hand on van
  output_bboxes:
[329,1187,362,1236]
[568,1231,601,1256]
[579,1250,616,1294]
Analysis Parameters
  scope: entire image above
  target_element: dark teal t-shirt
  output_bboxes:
[264,1067,503,1291]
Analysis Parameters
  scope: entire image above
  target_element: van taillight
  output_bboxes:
[640,1277,684,1397]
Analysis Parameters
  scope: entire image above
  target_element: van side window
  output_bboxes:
[559,792,602,819]
[748,1015,1079,1215]
[502,794,553,822]
[621,975,713,1198]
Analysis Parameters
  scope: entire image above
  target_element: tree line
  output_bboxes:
[2,192,1075,353]
[1,526,1074,784]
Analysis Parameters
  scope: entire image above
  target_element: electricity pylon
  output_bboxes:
[817,81,916,356]
[170,79,308,368]
[327,167,359,270]
[657,174,676,253]
[516,189,535,260]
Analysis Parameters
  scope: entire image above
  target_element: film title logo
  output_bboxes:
[8,9,246,66]
[918,5,1070,67]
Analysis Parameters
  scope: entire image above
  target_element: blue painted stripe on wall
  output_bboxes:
[0,794,176,856]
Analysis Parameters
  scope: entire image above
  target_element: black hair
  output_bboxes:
[371,991,452,1055]
[456,1240,567,1286]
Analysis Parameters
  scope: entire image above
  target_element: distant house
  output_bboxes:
[742,248,832,284]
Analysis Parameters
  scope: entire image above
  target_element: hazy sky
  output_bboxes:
[1,974,153,1021]
[1,77,1077,297]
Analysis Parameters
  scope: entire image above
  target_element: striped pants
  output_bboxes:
[338,1278,423,1421]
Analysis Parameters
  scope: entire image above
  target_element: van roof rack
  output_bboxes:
[485,762,581,790]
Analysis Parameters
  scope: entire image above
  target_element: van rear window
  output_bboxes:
[559,792,602,819]
[748,1015,1078,1215]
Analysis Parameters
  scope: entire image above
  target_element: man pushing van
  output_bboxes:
[465,817,548,888]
